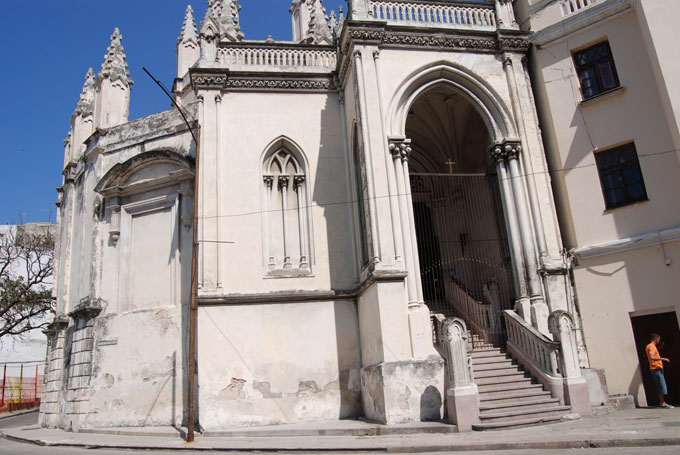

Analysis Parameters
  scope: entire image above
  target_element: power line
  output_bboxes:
[195,146,680,222]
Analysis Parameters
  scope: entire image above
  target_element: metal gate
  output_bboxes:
[410,173,515,343]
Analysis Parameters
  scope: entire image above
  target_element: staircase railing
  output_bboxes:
[503,309,591,415]
[432,314,480,431]
[504,309,560,377]
[444,278,503,346]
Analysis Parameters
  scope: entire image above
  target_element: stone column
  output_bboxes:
[353,50,381,265]
[490,145,530,321]
[373,50,404,266]
[263,175,275,269]
[279,175,291,269]
[294,175,309,269]
[389,139,418,304]
[505,143,549,334]
[214,94,223,289]
[388,137,433,359]
[197,95,205,288]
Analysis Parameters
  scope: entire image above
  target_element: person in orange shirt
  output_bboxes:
[646,333,673,409]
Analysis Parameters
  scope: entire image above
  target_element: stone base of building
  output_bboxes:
[360,358,445,424]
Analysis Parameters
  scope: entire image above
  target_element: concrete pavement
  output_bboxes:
[2,408,679,452]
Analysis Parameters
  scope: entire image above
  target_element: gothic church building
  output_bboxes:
[42,0,598,431]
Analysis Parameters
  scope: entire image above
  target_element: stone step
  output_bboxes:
[477,382,543,394]
[479,397,561,412]
[478,405,571,423]
[472,415,564,431]
[473,359,515,370]
[479,388,551,404]
[474,366,523,378]
[470,349,505,358]
[474,372,529,385]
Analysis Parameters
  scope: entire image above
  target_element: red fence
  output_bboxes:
[0,364,43,410]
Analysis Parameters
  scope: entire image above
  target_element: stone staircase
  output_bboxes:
[469,335,572,430]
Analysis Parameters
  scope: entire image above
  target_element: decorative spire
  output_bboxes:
[204,0,244,41]
[178,5,198,46]
[307,0,332,45]
[98,28,133,86]
[337,6,345,32]
[74,68,96,118]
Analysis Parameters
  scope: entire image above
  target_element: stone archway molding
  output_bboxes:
[387,61,518,144]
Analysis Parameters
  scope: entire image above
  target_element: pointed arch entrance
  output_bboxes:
[406,83,515,343]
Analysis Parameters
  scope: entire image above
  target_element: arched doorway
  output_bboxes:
[406,83,515,343]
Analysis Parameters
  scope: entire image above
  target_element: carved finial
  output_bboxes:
[329,10,338,31]
[265,34,275,43]
[205,0,244,41]
[74,68,96,118]
[307,0,333,45]
[98,28,133,86]
[178,5,198,46]
[337,6,345,32]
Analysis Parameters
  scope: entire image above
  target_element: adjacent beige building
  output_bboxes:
[516,0,680,406]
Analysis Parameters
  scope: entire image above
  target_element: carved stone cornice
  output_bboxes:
[225,76,336,92]
[190,69,229,90]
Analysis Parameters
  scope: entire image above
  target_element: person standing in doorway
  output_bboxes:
[646,333,674,408]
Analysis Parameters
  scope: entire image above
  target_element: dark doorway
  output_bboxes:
[630,312,680,406]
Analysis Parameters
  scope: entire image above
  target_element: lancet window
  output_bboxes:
[262,146,311,274]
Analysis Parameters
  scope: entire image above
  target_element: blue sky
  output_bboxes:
[0,0,345,224]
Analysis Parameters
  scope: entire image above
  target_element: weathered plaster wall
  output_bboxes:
[199,91,356,295]
[197,300,362,429]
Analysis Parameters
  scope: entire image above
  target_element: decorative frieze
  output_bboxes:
[191,71,229,89]
[225,77,336,91]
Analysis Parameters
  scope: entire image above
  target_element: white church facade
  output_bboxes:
[42,0,606,432]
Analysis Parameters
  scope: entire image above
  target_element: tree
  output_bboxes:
[0,224,55,339]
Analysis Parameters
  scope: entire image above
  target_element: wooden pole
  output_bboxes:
[187,124,201,443]
[1,364,6,406]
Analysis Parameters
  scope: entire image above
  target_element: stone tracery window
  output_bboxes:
[262,143,311,275]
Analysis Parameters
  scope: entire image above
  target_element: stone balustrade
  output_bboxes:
[503,309,560,377]
[368,0,496,30]
[445,279,495,343]
[560,0,601,16]
[217,45,337,72]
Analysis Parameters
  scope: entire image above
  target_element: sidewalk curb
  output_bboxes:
[0,408,38,421]
[3,430,680,452]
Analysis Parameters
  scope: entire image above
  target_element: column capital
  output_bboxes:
[489,141,522,162]
[293,175,305,188]
[263,175,274,188]
[388,137,412,162]
[278,175,290,189]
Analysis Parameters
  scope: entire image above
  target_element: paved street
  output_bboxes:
[1,410,680,454]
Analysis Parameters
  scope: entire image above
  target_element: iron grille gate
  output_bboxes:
[410,173,515,344]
